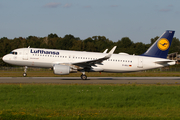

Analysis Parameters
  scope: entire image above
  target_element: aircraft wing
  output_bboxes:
[72,46,116,68]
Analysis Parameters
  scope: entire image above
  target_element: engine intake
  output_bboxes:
[53,64,77,75]
[53,64,70,75]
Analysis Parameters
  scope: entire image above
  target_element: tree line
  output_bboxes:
[0,33,180,66]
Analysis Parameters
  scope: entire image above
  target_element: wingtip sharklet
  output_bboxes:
[109,46,117,54]
[103,49,108,53]
[104,46,117,58]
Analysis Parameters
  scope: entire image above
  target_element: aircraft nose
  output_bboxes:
[2,55,8,62]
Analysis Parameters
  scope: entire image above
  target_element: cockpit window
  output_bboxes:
[10,52,18,55]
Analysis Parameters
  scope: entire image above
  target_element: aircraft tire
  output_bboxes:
[23,73,27,77]
[81,74,87,80]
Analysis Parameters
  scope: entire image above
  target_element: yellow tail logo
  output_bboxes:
[157,38,169,51]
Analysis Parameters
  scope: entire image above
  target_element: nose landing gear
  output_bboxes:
[23,66,28,77]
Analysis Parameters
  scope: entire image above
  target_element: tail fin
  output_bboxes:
[141,30,175,58]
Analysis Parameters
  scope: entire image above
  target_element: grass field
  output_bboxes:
[1,68,180,119]
[0,84,180,119]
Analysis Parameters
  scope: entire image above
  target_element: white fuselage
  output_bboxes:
[2,48,175,73]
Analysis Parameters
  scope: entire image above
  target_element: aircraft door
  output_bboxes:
[23,49,28,60]
[137,58,143,68]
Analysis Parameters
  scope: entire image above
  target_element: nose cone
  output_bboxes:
[2,55,9,63]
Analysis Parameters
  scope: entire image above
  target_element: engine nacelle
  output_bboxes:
[53,64,70,75]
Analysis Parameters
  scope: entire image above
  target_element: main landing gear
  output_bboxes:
[23,66,28,77]
[80,71,87,80]
[81,74,87,80]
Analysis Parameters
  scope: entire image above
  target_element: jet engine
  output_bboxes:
[53,64,77,75]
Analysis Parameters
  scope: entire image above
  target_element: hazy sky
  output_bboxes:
[1,0,180,44]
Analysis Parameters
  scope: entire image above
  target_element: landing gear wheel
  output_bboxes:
[81,74,87,80]
[23,73,27,77]
[23,66,28,77]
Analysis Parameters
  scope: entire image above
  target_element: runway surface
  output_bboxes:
[0,77,180,84]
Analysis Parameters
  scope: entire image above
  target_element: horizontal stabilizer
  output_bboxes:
[154,59,176,65]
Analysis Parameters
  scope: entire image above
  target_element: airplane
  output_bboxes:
[2,30,176,80]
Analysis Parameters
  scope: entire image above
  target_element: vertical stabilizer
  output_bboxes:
[141,30,175,58]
